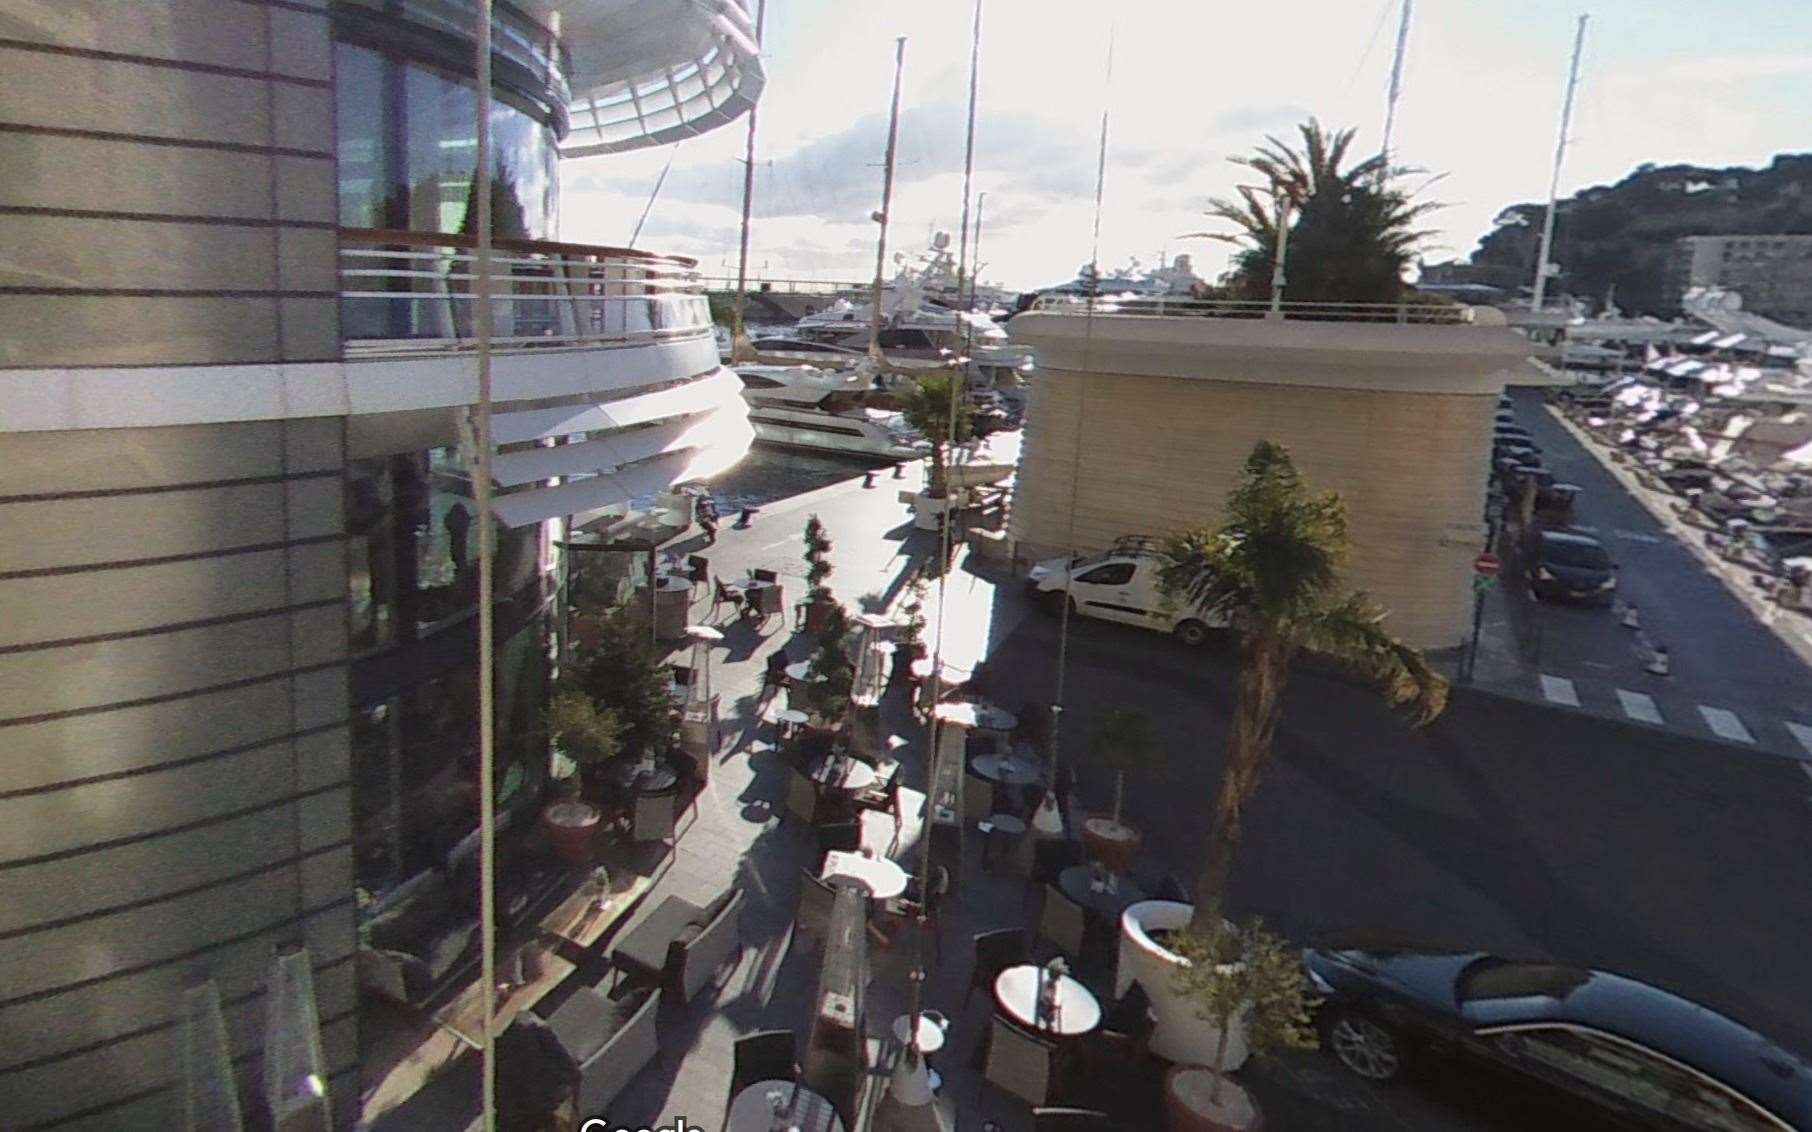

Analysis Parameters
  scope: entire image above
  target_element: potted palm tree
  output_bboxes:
[800,601,855,731]
[802,514,838,633]
[1082,707,1155,875]
[1162,920,1318,1132]
[896,373,974,530]
[1117,440,1446,1067]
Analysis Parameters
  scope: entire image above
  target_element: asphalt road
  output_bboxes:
[1503,388,1812,726]
[984,602,1812,1129]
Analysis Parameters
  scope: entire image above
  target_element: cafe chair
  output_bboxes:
[730,1030,798,1099]
[816,820,861,860]
[686,554,710,592]
[895,865,949,965]
[631,791,677,845]
[762,651,791,698]
[1032,1108,1115,1132]
[984,1013,1055,1107]
[963,773,996,828]
[1023,838,1085,893]
[793,869,837,945]
[1153,873,1189,904]
[963,928,1027,1009]
[752,567,779,584]
[1034,884,1086,962]
[713,578,745,620]
[785,767,820,825]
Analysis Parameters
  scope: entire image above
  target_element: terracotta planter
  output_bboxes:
[1118,901,1249,1069]
[542,800,601,865]
[805,596,838,634]
[1082,817,1142,875]
[1165,1067,1263,1132]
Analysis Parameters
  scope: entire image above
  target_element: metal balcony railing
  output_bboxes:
[338,229,713,355]
[1030,294,1476,325]
[696,276,869,296]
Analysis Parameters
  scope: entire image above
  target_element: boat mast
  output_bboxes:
[1378,0,1412,180]
[868,37,908,361]
[967,191,987,314]
[953,0,983,323]
[1531,14,1588,313]
[731,0,767,361]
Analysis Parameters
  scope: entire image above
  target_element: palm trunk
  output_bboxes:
[1112,769,1125,825]
[1190,631,1291,932]
[928,442,947,496]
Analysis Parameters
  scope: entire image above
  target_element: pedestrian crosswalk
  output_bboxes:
[1539,674,1580,707]
[1535,671,1810,756]
[1615,689,1663,725]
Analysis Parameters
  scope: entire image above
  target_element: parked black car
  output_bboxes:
[1304,939,1812,1130]
[1528,529,1617,604]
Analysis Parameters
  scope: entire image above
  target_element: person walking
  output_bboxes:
[695,492,719,545]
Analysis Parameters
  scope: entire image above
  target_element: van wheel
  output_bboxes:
[1175,619,1210,647]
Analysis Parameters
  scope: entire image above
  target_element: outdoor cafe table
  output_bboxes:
[1058,864,1147,922]
[970,751,1043,786]
[600,755,678,796]
[820,849,908,901]
[785,660,825,684]
[808,753,877,794]
[726,1080,845,1132]
[993,964,1102,1037]
[973,703,1018,731]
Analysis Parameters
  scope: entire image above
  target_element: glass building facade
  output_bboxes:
[335,42,559,241]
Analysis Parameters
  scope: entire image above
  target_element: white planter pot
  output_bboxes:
[1117,900,1249,1069]
[910,492,948,531]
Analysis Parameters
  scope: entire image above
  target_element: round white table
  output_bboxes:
[974,704,1018,731]
[970,752,1043,786]
[892,1012,948,1054]
[725,1080,845,1132]
[993,964,1102,1037]
[786,660,826,684]
[819,850,908,900]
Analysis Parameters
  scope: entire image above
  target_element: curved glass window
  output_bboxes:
[337,42,558,241]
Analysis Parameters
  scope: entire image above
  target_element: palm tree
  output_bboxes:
[895,372,973,495]
[1194,119,1439,304]
[1160,440,1447,932]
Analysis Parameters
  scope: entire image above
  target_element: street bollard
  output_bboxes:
[892,463,906,479]
[863,470,877,489]
[1620,602,1640,630]
[1645,644,1670,676]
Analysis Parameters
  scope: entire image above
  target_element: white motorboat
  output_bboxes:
[735,364,930,460]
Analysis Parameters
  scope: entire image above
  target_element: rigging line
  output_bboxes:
[1052,20,1115,780]
[1343,0,1396,94]
[918,0,982,1046]
[471,2,497,1130]
[629,142,683,249]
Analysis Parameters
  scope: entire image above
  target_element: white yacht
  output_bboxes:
[735,364,930,460]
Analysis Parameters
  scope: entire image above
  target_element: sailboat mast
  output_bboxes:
[968,191,987,313]
[1531,14,1588,313]
[869,36,908,359]
[731,0,766,354]
[953,0,983,318]
[1379,0,1412,177]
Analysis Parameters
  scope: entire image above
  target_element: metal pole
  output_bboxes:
[868,37,908,360]
[953,0,982,326]
[730,0,766,357]
[1379,0,1412,179]
[1464,583,1485,684]
[969,191,987,313]
[1530,14,1588,313]
[472,3,497,1129]
[1267,194,1292,318]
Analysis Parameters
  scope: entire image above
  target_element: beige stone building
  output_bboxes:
[1006,306,1538,648]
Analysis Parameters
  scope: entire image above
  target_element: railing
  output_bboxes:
[1029,294,1476,325]
[339,229,713,355]
[696,276,870,297]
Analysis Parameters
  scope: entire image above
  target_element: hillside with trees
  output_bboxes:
[1429,153,1812,314]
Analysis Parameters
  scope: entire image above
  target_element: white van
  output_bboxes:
[1025,536,1226,646]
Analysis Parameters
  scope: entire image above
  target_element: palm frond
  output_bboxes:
[1158,526,1254,621]
[1298,593,1449,724]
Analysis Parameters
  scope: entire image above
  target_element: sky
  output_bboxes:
[560,0,1812,292]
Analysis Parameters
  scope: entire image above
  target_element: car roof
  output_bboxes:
[1539,529,1604,549]
[1463,962,1812,1123]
